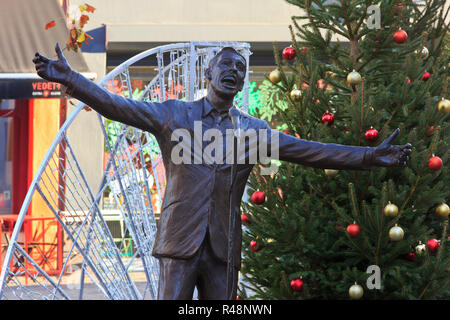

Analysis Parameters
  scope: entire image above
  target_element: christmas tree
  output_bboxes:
[240,0,449,299]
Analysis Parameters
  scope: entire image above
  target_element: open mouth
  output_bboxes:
[221,75,237,87]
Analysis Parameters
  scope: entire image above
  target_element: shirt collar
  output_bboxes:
[203,98,230,118]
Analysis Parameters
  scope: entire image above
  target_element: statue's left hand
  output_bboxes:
[372,128,412,167]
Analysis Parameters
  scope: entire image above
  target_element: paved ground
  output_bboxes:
[1,256,155,300]
[2,281,152,300]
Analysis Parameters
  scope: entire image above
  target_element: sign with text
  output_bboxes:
[31,81,62,98]
[0,80,63,99]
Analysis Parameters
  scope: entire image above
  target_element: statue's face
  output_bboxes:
[206,50,246,98]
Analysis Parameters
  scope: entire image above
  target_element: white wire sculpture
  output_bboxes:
[0,42,251,300]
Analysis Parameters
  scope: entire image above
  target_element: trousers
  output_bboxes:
[157,232,239,300]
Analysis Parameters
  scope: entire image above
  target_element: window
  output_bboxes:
[0,100,14,214]
[0,99,29,216]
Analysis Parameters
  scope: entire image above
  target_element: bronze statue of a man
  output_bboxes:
[33,44,411,300]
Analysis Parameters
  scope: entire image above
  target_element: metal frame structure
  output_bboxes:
[0,42,251,300]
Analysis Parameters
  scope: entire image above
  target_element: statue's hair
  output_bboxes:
[207,47,246,70]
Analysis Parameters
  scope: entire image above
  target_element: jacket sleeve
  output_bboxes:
[262,122,375,170]
[64,71,171,136]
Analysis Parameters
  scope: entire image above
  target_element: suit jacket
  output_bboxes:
[66,71,375,267]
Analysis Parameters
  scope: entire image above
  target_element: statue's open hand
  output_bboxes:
[33,43,71,85]
[373,128,412,167]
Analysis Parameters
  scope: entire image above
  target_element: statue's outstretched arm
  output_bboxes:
[33,43,170,135]
[264,124,411,170]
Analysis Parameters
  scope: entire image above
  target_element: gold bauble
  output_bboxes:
[384,202,399,218]
[436,203,449,218]
[349,282,364,300]
[415,242,426,256]
[269,69,282,84]
[389,224,404,241]
[324,169,339,177]
[290,88,302,101]
[347,70,362,85]
[415,47,429,59]
[437,98,450,115]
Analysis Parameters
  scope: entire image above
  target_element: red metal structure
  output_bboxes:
[0,99,66,282]
[1,215,63,284]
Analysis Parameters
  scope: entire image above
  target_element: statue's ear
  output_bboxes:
[205,68,212,81]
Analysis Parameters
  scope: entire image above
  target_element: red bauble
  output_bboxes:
[393,30,408,44]
[282,46,296,60]
[404,252,417,261]
[321,112,335,126]
[241,214,251,224]
[251,191,266,205]
[427,238,440,253]
[422,72,430,81]
[346,224,361,238]
[394,5,403,16]
[250,240,261,252]
[302,46,309,54]
[364,127,379,142]
[428,156,443,171]
[290,278,304,292]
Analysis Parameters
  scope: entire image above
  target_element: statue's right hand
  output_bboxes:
[33,43,72,85]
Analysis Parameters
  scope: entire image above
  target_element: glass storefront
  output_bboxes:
[0,100,14,215]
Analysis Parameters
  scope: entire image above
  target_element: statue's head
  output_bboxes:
[205,47,246,99]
